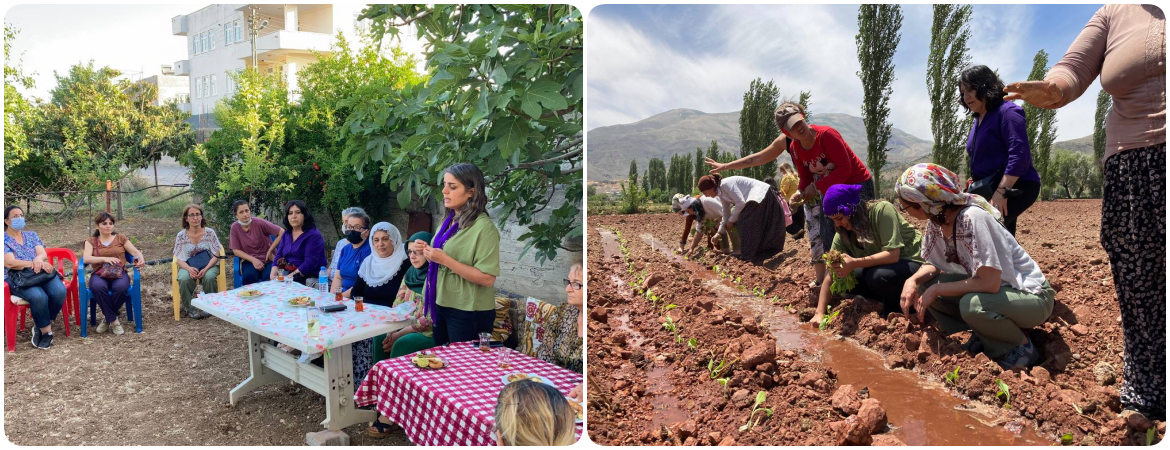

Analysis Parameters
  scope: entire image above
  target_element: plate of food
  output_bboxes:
[239,289,264,299]
[568,399,584,423]
[501,372,556,388]
[287,296,315,307]
[411,352,447,370]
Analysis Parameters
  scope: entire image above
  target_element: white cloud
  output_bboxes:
[588,4,871,131]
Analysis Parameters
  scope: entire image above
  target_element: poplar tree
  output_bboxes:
[856,4,903,194]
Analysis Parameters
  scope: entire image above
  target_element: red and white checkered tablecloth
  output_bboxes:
[354,342,583,445]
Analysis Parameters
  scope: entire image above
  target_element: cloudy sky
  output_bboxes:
[588,4,1105,142]
[5,4,427,101]
[6,4,198,100]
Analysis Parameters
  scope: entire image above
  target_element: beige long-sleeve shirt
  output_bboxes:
[1045,4,1166,161]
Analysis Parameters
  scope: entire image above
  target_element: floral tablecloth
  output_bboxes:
[192,280,413,353]
[354,342,583,445]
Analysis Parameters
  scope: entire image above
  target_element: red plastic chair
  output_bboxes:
[4,248,78,352]
[45,248,79,333]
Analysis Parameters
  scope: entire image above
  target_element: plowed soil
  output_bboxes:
[586,200,1163,446]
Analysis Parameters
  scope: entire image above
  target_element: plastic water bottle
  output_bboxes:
[318,266,328,295]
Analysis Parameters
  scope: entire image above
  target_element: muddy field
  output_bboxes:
[586,200,1163,446]
[3,216,409,445]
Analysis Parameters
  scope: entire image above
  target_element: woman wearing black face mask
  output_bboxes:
[329,208,372,297]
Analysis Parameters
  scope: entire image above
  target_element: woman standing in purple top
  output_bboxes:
[959,65,1041,237]
[270,200,327,287]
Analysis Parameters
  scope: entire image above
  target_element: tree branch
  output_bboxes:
[514,138,582,169]
[386,10,432,27]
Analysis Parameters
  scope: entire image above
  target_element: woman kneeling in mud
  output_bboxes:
[811,184,925,324]
[894,163,1055,370]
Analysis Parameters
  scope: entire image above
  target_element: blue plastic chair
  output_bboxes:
[233,235,276,289]
[78,253,142,337]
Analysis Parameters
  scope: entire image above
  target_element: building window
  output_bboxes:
[224,23,231,45]
[195,33,202,54]
[209,29,215,51]
[211,75,217,96]
[235,20,243,42]
[202,31,208,54]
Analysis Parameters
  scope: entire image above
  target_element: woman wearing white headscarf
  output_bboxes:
[345,222,411,386]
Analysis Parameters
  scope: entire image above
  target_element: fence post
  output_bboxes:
[116,181,124,220]
[154,161,160,194]
[106,180,112,214]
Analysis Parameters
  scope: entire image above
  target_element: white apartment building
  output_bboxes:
[139,65,190,112]
[172,4,423,140]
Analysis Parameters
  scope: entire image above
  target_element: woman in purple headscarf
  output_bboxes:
[413,163,501,345]
[811,184,925,325]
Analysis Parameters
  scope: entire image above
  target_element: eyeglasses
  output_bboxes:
[407,250,420,256]
[345,225,367,232]
[186,213,203,217]
[563,279,583,290]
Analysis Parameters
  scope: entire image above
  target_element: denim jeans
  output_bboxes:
[239,260,273,286]
[11,276,68,329]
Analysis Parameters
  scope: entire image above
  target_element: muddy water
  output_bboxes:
[639,234,1050,446]
[598,229,689,430]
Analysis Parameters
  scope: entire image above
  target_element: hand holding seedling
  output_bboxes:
[831,254,856,279]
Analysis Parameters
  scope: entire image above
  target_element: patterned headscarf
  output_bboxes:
[894,163,1002,222]
[670,193,689,214]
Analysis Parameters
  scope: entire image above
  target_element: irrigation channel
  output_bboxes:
[584,207,1157,446]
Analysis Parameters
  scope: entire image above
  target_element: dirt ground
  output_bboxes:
[586,200,1164,446]
[3,216,411,445]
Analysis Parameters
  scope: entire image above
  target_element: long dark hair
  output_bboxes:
[835,200,879,247]
[92,212,118,237]
[687,197,706,223]
[4,205,21,230]
[443,163,490,231]
[282,200,317,232]
[958,65,1006,117]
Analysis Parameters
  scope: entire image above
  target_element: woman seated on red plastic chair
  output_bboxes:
[3,206,68,349]
[83,212,145,336]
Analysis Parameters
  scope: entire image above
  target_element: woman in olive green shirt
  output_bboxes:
[811,184,924,324]
[415,163,501,345]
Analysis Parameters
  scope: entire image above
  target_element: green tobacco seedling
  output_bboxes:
[707,352,730,379]
[818,305,841,331]
[687,337,698,349]
[717,378,730,392]
[945,366,960,386]
[994,379,1011,409]
[738,391,773,432]
[1060,433,1074,445]
[1147,428,1155,446]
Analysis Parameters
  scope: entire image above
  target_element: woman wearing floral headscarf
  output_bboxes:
[670,193,731,256]
[895,163,1055,370]
[811,184,924,325]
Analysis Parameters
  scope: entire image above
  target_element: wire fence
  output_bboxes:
[4,163,195,223]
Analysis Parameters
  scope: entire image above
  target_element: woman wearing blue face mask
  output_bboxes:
[3,206,68,349]
[329,208,372,297]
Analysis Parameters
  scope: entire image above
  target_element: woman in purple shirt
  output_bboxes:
[959,65,1042,236]
[270,200,326,286]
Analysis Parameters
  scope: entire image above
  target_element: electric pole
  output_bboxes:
[250,6,259,69]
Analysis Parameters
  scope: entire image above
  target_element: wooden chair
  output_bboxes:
[171,248,227,320]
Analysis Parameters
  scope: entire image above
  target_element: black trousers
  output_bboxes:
[848,259,922,314]
[433,305,495,346]
[786,205,805,235]
[970,179,1041,237]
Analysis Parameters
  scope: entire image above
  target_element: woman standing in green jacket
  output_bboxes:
[415,163,501,345]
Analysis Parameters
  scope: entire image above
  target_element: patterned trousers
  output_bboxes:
[1101,143,1166,419]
